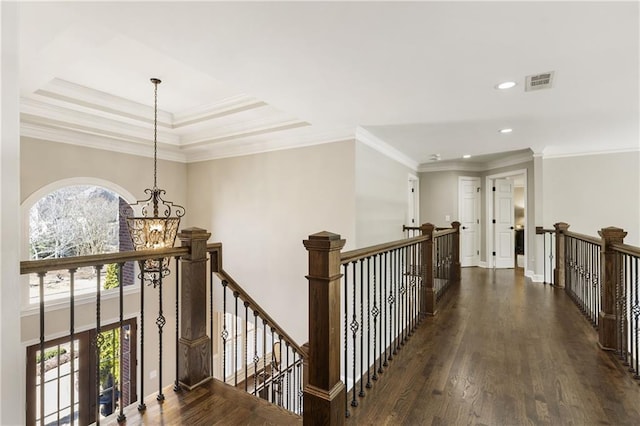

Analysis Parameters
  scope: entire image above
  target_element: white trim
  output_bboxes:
[478,261,488,268]
[21,122,187,163]
[485,168,528,270]
[541,146,640,159]
[418,151,533,173]
[356,127,419,171]
[407,173,420,227]
[526,270,544,282]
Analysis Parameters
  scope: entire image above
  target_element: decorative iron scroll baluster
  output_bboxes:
[350,261,359,407]
[389,249,396,358]
[372,254,379,381]
[366,256,372,389]
[38,272,45,426]
[94,265,103,425]
[221,281,228,383]
[234,291,239,387]
[618,253,626,362]
[244,301,250,393]
[156,260,166,402]
[138,263,146,412]
[118,263,127,422]
[343,263,350,417]
[253,310,259,396]
[270,327,276,405]
[69,268,77,426]
[383,251,388,368]
[359,258,365,398]
[174,257,182,393]
[401,246,407,346]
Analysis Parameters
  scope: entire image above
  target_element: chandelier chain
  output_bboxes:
[153,79,158,189]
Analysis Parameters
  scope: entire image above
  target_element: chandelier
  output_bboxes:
[123,78,184,286]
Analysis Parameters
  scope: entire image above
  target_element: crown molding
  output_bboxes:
[541,146,640,159]
[21,122,187,163]
[418,151,533,173]
[186,127,355,163]
[355,127,419,171]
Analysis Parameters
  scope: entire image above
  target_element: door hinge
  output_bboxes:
[411,218,415,224]
[477,187,480,193]
[492,251,496,256]
[477,250,480,255]
[477,219,479,224]
[411,188,414,193]
[492,219,496,224]
[492,186,496,192]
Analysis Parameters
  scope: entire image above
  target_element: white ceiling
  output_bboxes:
[18,1,640,166]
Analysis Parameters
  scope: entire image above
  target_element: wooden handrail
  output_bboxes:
[340,235,428,264]
[434,228,456,238]
[536,226,555,234]
[20,246,190,275]
[612,242,640,257]
[205,244,306,358]
[564,230,602,246]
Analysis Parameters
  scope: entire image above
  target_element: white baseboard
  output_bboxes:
[526,270,544,282]
[478,261,488,268]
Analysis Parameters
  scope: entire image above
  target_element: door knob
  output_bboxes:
[462,226,467,230]
[510,226,514,230]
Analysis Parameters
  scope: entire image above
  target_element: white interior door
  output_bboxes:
[407,176,419,226]
[458,177,480,267]
[493,179,515,268]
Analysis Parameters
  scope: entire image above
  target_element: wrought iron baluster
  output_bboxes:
[372,254,379,380]
[156,262,166,402]
[286,342,291,411]
[253,310,259,396]
[270,327,276,405]
[359,258,365,398]
[38,272,45,426]
[391,249,397,357]
[95,265,103,425]
[234,291,239,387]
[118,263,127,422]
[383,251,388,368]
[221,281,228,384]
[69,268,77,426]
[350,261,359,407]
[175,257,182,393]
[343,263,350,418]
[138,264,146,412]
[244,301,250,393]
[366,256,372,389]
[633,256,639,377]
[262,318,267,397]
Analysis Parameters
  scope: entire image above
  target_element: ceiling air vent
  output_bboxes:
[525,71,554,92]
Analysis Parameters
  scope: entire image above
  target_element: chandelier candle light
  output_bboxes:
[123,78,185,285]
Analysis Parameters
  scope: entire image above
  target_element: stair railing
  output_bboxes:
[303,222,460,425]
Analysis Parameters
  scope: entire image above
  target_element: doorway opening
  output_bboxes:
[485,169,527,271]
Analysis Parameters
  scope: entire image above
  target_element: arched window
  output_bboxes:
[27,185,134,302]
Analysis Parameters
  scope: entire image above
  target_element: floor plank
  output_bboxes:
[347,267,640,425]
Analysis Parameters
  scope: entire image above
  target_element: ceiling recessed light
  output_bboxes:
[499,128,513,134]
[463,154,471,159]
[496,81,517,90]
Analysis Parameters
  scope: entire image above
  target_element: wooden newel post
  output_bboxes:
[451,221,462,282]
[303,232,346,425]
[598,226,627,351]
[177,227,212,389]
[420,223,436,316]
[553,222,570,288]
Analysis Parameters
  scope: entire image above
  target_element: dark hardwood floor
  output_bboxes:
[106,378,302,425]
[347,267,640,425]
[107,267,640,425]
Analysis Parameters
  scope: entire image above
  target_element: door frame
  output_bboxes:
[407,174,420,227]
[457,176,481,267]
[485,168,527,270]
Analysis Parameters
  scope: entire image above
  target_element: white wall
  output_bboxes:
[355,141,413,247]
[543,151,640,246]
[419,170,481,227]
[1,2,23,423]
[186,141,356,344]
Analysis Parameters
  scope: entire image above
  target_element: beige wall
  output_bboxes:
[419,170,481,228]
[543,151,640,246]
[355,142,413,247]
[20,137,188,402]
[186,141,356,343]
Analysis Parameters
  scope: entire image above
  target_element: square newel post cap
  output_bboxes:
[178,227,212,244]
[451,221,461,230]
[554,222,570,232]
[303,231,346,252]
[420,223,435,235]
[598,227,627,244]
